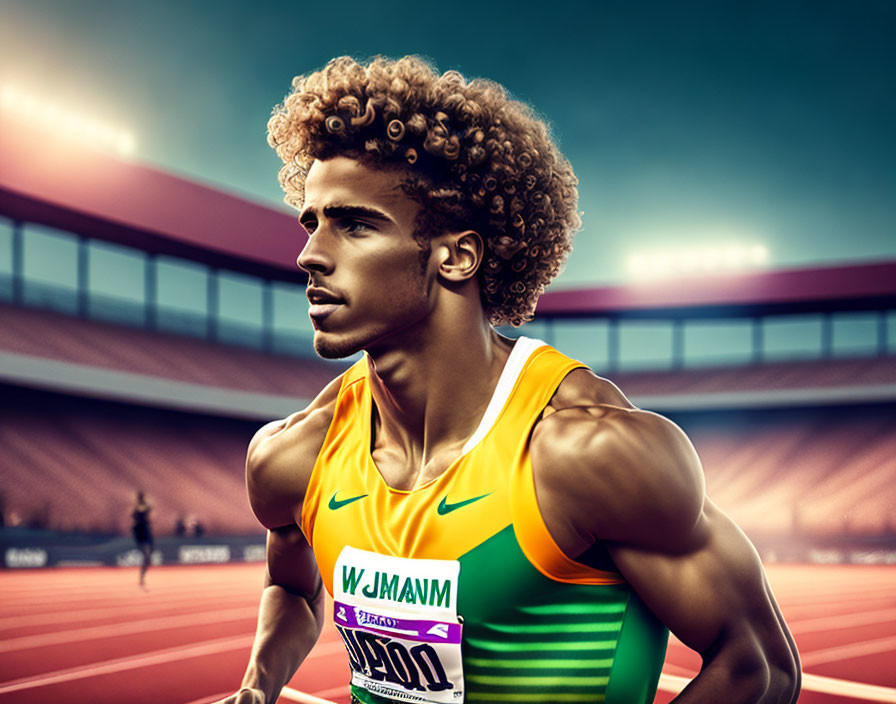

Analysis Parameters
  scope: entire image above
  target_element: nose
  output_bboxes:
[296,227,333,275]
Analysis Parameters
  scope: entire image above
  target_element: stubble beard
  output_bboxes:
[313,332,365,360]
[312,280,432,361]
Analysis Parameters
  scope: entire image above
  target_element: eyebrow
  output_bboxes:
[299,204,392,225]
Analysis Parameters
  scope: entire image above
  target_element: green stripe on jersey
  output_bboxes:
[465,636,618,652]
[468,674,611,687]
[466,657,614,669]
[481,621,623,634]
[519,602,627,616]
[466,694,606,702]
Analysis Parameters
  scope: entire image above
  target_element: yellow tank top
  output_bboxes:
[301,338,668,704]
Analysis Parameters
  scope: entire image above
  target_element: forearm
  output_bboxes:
[240,582,325,704]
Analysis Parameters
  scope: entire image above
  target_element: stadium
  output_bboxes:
[1,4,895,703]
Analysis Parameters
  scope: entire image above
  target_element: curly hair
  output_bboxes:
[268,56,581,326]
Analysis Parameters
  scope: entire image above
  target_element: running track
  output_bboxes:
[1,563,895,703]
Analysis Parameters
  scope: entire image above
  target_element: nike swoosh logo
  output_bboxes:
[328,492,368,510]
[437,493,492,515]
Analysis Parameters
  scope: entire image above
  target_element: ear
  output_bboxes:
[436,230,483,282]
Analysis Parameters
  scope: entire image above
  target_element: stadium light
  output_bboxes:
[626,242,770,281]
[1,83,136,156]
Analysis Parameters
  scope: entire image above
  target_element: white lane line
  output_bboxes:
[0,634,254,694]
[186,684,346,704]
[305,685,350,699]
[778,591,896,609]
[790,607,896,634]
[658,672,896,701]
[780,596,896,620]
[0,597,258,630]
[801,634,896,667]
[183,690,233,704]
[0,636,344,695]
[1,581,259,600]
[0,596,261,623]
[783,588,896,602]
[281,687,340,703]
[0,570,262,588]
[800,674,896,703]
[657,673,689,694]
[1,592,260,614]
[0,606,258,652]
[772,582,896,595]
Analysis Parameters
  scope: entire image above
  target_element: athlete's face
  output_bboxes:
[297,157,434,359]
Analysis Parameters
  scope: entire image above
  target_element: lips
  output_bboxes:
[306,286,345,322]
[308,303,342,319]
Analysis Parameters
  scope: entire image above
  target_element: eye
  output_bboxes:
[342,218,371,236]
[300,217,317,234]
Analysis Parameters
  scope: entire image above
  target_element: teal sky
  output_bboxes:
[1,0,894,287]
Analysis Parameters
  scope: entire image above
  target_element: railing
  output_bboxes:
[2,278,893,371]
[506,307,895,374]
[1,273,317,357]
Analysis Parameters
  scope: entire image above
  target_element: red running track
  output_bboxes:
[1,563,895,703]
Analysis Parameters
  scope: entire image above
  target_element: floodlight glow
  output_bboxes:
[0,83,136,156]
[626,242,770,281]
[750,244,769,265]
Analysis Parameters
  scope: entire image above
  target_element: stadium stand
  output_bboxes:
[675,405,896,540]
[0,385,257,537]
[0,302,340,399]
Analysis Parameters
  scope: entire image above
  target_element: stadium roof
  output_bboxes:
[0,114,305,282]
[3,111,894,316]
[536,260,896,318]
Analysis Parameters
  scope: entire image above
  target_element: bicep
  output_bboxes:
[609,499,795,666]
[265,524,322,601]
[246,394,339,531]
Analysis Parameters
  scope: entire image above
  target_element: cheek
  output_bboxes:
[368,245,427,286]
[362,256,429,312]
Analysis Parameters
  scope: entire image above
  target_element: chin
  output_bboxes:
[313,331,366,360]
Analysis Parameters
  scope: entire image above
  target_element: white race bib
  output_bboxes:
[334,546,464,703]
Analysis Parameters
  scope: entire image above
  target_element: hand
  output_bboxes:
[212,687,266,704]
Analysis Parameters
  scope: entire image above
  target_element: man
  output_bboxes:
[131,490,153,588]
[219,56,800,704]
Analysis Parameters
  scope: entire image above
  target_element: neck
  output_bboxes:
[365,306,514,472]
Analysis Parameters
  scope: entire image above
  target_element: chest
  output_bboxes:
[369,444,463,492]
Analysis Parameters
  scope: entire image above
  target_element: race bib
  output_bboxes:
[334,546,464,703]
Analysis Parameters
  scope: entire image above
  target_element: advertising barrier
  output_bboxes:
[0,528,266,568]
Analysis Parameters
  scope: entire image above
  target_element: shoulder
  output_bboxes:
[246,373,344,529]
[531,368,705,550]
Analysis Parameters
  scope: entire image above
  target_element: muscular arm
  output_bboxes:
[610,499,800,702]
[533,385,800,703]
[219,381,340,704]
[238,525,325,704]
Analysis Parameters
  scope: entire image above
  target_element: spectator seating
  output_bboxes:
[681,406,896,537]
[0,386,258,536]
[0,302,340,398]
